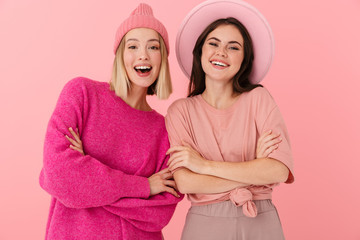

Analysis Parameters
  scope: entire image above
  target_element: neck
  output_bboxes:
[120,85,151,111]
[201,78,239,109]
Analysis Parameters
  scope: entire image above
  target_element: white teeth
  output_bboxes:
[135,66,151,70]
[211,61,227,67]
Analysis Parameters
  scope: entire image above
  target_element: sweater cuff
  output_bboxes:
[119,173,151,199]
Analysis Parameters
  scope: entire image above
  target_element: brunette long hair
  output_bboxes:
[188,17,262,97]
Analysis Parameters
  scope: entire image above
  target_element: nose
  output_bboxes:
[215,46,227,57]
[138,47,149,60]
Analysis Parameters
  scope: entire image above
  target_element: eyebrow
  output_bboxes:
[207,37,242,47]
[228,41,242,47]
[207,37,221,42]
[126,38,160,43]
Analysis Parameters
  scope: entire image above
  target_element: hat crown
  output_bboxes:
[113,3,169,55]
[131,3,153,16]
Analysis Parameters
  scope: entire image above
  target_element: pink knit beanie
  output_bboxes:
[113,3,169,55]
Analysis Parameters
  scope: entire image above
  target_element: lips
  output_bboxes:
[134,64,152,77]
[134,65,152,73]
[210,59,229,68]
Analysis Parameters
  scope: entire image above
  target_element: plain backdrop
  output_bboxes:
[1,0,360,239]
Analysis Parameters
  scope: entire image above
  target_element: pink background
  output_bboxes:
[1,0,359,239]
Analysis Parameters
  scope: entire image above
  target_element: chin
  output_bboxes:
[131,79,157,89]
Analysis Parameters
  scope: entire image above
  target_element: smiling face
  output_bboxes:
[123,28,162,90]
[201,24,245,84]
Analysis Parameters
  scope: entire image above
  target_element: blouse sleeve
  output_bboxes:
[164,100,197,175]
[165,100,187,147]
[254,87,295,183]
[39,78,150,209]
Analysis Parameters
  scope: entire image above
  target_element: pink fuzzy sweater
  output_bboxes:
[39,77,182,240]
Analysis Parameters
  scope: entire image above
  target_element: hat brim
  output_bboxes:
[176,0,274,84]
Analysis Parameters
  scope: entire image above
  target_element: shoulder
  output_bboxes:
[147,112,169,143]
[167,96,199,115]
[246,86,274,101]
[64,77,104,91]
[242,86,277,109]
[168,97,188,111]
[64,76,88,88]
[146,111,167,131]
[61,77,89,94]
[150,111,166,125]
[62,77,108,98]
[57,77,86,102]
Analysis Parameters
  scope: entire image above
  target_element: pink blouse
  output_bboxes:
[165,87,294,217]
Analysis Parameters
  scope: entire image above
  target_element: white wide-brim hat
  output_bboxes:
[176,0,275,83]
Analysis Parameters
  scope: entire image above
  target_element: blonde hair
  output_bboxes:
[110,34,172,99]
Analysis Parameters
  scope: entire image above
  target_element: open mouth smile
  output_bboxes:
[134,65,152,73]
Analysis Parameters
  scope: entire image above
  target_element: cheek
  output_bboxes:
[200,46,212,66]
[200,56,207,70]
[123,51,134,68]
[200,51,208,67]
[152,52,161,67]
[201,45,210,58]
[234,54,244,70]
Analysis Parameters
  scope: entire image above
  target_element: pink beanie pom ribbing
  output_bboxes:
[113,3,169,55]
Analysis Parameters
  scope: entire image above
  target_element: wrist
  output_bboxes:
[202,158,213,175]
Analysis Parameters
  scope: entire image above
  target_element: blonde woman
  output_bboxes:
[39,4,182,239]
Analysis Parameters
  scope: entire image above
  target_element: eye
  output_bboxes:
[229,46,240,50]
[149,45,160,50]
[209,42,218,47]
[127,45,137,49]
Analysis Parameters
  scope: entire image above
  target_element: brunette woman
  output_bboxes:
[166,0,294,239]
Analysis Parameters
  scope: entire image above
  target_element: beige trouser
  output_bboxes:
[181,200,285,240]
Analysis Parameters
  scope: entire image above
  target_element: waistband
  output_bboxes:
[189,199,276,218]
[190,186,273,218]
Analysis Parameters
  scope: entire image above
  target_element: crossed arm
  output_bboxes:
[66,127,180,198]
[166,131,289,194]
[47,127,182,232]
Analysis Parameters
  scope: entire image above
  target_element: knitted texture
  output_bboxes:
[113,3,169,55]
[39,77,182,239]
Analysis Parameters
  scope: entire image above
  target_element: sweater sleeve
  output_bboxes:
[254,87,294,183]
[103,157,183,232]
[39,78,150,209]
[102,138,184,232]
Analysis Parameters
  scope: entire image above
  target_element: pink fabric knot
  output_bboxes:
[229,188,257,218]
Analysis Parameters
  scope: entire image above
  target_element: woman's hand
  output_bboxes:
[166,142,207,174]
[65,127,85,155]
[256,130,282,159]
[148,168,180,197]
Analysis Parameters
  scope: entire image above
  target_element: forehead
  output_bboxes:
[125,28,159,41]
[207,24,243,43]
